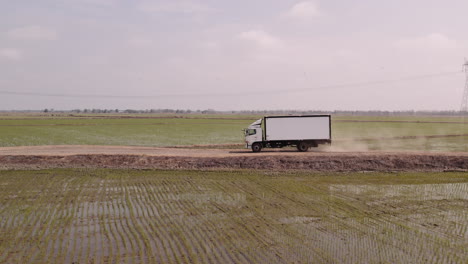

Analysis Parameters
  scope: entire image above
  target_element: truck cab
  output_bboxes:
[244,118,263,150]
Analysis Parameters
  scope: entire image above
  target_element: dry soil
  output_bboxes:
[0,145,466,172]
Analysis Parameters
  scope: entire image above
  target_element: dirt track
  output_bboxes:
[0,145,467,172]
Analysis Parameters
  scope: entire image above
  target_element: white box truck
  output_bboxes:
[244,115,332,152]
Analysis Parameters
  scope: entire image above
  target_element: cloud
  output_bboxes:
[394,33,457,51]
[0,48,22,61]
[60,0,116,6]
[137,1,215,14]
[127,36,153,47]
[238,30,282,48]
[286,1,321,19]
[76,0,115,6]
[7,25,57,41]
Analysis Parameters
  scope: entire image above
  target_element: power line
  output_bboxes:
[268,70,461,94]
[0,70,462,99]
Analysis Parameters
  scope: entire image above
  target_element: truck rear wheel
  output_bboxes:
[297,142,309,152]
[252,143,262,152]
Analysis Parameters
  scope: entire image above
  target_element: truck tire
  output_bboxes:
[297,141,309,152]
[252,143,262,153]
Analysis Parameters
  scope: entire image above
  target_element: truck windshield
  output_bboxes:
[250,119,262,127]
[245,129,256,136]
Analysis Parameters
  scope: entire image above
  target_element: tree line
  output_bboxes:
[32,108,468,116]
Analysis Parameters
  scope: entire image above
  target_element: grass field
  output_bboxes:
[0,169,466,263]
[0,113,467,151]
[0,116,247,147]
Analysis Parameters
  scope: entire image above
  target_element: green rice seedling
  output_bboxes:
[0,169,467,263]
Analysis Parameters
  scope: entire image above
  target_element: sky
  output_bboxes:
[1,0,467,111]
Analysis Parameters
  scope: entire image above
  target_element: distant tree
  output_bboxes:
[201,109,216,114]
[43,109,48,113]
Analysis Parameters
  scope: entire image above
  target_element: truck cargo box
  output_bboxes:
[265,116,331,141]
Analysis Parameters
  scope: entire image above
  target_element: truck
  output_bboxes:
[244,115,332,152]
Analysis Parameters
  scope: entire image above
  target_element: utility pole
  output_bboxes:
[461,59,468,112]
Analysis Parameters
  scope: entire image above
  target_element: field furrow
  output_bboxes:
[0,169,467,263]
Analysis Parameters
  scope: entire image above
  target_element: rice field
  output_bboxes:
[1,169,467,263]
[0,113,467,151]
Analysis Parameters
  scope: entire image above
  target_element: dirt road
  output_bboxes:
[0,145,466,172]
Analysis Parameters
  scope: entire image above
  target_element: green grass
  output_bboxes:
[0,169,467,263]
[0,113,467,151]
[334,115,468,122]
[0,117,248,147]
[332,120,468,152]
[334,119,468,137]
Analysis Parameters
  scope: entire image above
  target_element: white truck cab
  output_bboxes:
[244,118,263,149]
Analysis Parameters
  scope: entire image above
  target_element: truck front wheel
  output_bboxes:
[297,142,309,152]
[252,143,262,153]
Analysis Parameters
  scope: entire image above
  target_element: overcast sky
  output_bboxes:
[1,0,467,111]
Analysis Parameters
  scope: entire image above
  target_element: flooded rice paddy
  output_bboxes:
[0,169,467,263]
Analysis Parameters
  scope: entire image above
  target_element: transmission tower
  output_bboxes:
[461,59,468,112]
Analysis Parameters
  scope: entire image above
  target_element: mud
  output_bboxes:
[0,146,466,172]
